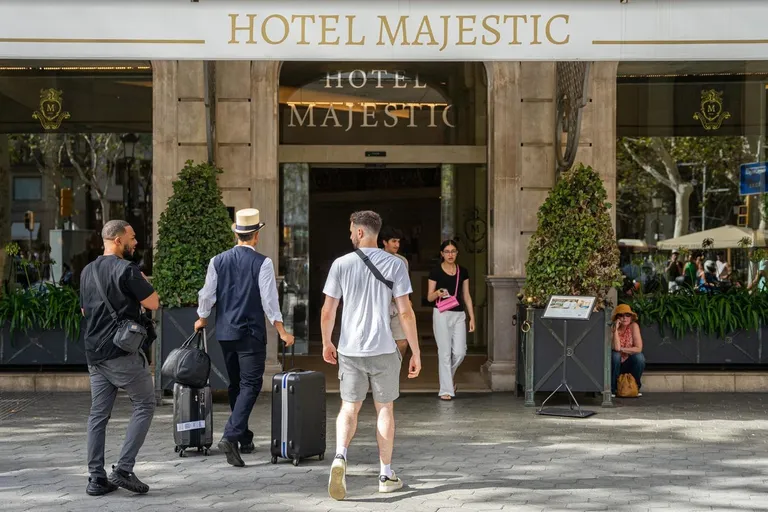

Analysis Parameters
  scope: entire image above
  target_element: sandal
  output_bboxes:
[439,395,452,401]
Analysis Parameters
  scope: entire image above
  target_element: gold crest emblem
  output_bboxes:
[32,88,71,130]
[693,89,730,130]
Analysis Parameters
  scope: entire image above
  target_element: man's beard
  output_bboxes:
[351,237,360,249]
[122,246,133,259]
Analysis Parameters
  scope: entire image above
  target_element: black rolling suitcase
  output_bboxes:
[270,342,326,466]
[172,331,214,457]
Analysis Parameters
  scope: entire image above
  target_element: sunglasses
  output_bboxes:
[618,313,633,318]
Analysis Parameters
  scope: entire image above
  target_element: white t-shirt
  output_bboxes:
[323,248,412,357]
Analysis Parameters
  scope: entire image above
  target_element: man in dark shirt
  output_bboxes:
[80,220,159,496]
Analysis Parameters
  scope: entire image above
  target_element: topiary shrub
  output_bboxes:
[523,163,622,308]
[153,161,233,308]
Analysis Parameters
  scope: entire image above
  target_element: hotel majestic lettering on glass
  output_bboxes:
[228,13,571,49]
[287,70,455,131]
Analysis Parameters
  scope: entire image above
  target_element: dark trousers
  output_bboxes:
[611,351,646,393]
[220,338,266,445]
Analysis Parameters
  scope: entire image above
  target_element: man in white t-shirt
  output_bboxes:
[322,211,421,501]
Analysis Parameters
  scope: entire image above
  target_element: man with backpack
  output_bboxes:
[80,220,159,496]
[321,211,421,500]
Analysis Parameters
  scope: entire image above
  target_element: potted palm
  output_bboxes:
[519,164,622,406]
[152,160,234,390]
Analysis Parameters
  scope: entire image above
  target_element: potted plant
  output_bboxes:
[519,164,622,406]
[0,242,86,366]
[152,160,233,390]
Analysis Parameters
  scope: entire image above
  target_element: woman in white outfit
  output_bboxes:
[427,240,476,400]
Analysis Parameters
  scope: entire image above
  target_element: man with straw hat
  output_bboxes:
[195,208,294,467]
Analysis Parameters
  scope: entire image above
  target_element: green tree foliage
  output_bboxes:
[523,164,622,308]
[153,161,233,308]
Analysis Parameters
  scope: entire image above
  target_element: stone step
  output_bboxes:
[643,371,768,393]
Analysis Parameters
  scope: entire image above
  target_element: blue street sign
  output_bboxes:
[740,162,768,196]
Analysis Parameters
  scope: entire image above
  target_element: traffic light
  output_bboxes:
[60,188,73,218]
[23,210,34,232]
[737,204,749,227]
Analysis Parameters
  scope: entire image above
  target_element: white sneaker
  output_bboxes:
[378,472,404,493]
[328,455,347,501]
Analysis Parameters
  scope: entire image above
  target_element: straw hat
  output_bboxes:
[231,208,265,234]
[612,304,638,323]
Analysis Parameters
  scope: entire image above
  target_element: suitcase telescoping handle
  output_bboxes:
[281,339,304,373]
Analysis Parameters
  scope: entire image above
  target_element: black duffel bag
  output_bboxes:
[161,330,211,388]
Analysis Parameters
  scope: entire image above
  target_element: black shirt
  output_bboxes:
[80,255,155,365]
[428,264,469,312]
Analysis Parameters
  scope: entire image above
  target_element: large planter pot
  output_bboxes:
[0,320,87,366]
[158,307,229,392]
[639,323,765,366]
[521,307,612,407]
[641,324,698,365]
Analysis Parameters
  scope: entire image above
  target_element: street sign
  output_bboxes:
[739,162,767,196]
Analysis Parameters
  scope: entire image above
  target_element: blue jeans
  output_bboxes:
[612,351,646,394]
[220,338,266,444]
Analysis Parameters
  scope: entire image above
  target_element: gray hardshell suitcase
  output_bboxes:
[270,343,326,466]
[172,331,213,457]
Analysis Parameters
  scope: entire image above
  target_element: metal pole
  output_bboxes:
[702,165,707,231]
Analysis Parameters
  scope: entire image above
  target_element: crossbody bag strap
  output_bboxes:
[92,260,119,323]
[354,249,393,290]
[453,266,460,296]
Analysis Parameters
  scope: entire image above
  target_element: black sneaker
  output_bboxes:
[240,441,255,454]
[108,466,149,494]
[218,438,245,467]
[86,476,118,496]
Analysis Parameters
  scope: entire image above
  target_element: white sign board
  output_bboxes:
[0,1,767,61]
[542,295,596,321]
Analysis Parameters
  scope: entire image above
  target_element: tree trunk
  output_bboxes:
[674,183,694,238]
[100,197,111,224]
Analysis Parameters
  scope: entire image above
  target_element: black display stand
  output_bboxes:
[536,296,597,419]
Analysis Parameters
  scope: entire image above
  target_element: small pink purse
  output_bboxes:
[436,267,461,313]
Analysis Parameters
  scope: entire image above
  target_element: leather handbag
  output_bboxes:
[617,373,639,398]
[436,267,461,313]
[161,330,211,388]
[92,262,147,354]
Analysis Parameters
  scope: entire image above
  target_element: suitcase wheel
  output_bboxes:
[179,449,186,458]
[292,458,300,467]
[271,456,278,464]
[174,446,179,453]
[319,452,325,461]
[203,448,210,456]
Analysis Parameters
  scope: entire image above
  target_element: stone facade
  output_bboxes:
[151,60,619,391]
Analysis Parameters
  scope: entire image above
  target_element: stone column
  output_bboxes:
[481,62,557,391]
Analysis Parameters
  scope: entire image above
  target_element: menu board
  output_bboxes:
[542,295,596,321]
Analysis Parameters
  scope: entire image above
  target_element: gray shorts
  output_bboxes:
[338,351,402,403]
[390,314,406,341]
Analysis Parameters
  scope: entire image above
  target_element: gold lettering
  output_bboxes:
[442,105,456,128]
[321,105,341,127]
[325,71,343,89]
[362,104,379,127]
[291,15,315,45]
[456,16,477,45]
[371,69,386,88]
[378,15,410,46]
[288,104,315,127]
[319,15,340,45]
[439,15,449,52]
[503,15,527,45]
[407,104,420,128]
[545,14,570,45]
[707,104,717,113]
[427,104,438,127]
[384,104,398,127]
[46,104,55,112]
[229,13,257,44]
[414,74,427,89]
[261,14,290,45]
[349,70,367,89]
[346,15,365,45]
[394,71,407,89]
[530,14,542,45]
[481,15,501,45]
[412,16,438,46]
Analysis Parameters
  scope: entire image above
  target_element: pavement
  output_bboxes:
[2,391,768,512]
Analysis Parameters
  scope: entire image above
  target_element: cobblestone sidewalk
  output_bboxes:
[2,392,768,511]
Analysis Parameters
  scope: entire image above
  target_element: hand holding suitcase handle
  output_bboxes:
[281,339,304,373]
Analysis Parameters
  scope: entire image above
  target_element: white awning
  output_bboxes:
[657,225,766,250]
